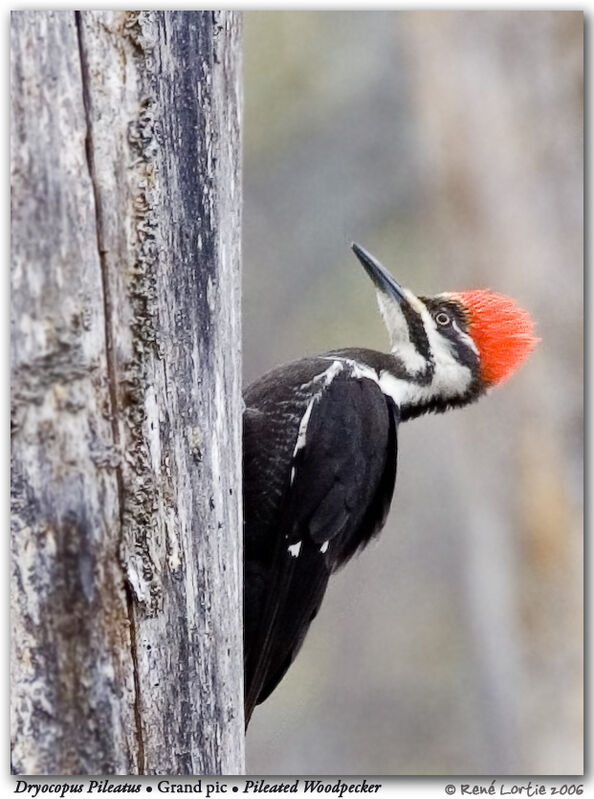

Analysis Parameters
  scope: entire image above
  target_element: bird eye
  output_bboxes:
[435,311,451,326]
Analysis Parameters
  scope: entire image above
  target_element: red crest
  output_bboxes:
[451,290,539,385]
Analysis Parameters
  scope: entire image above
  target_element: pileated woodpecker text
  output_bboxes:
[243,243,538,725]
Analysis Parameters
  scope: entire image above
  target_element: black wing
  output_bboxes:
[244,371,399,724]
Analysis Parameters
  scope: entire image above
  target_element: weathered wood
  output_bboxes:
[11,10,244,775]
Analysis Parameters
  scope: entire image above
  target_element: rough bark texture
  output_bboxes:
[11,10,244,775]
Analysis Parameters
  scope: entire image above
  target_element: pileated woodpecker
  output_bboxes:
[243,243,537,725]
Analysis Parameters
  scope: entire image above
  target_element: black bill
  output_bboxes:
[351,242,406,303]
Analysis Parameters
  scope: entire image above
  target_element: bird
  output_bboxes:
[243,242,538,726]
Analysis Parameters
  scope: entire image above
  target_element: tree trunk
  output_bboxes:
[11,10,244,775]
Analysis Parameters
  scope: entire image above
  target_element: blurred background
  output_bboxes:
[242,11,582,775]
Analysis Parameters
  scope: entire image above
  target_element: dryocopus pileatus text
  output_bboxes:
[243,243,538,725]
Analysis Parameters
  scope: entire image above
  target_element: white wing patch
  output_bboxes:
[320,541,329,554]
[314,359,343,387]
[292,360,344,462]
[288,541,302,558]
[292,395,316,458]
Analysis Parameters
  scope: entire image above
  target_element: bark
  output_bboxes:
[11,10,244,775]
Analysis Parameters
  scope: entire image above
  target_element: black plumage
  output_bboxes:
[243,355,399,723]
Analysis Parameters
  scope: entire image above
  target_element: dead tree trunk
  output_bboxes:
[11,10,244,775]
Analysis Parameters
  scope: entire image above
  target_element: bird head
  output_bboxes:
[352,242,539,415]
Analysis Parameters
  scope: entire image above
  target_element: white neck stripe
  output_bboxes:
[321,355,472,411]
